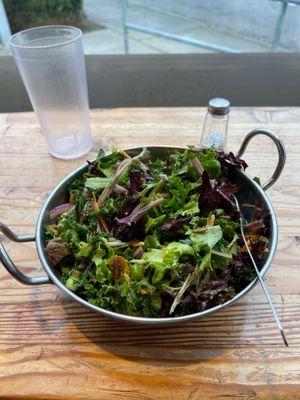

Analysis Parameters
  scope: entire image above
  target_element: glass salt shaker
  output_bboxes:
[200,98,230,151]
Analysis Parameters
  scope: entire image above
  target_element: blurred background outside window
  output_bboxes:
[1,0,300,54]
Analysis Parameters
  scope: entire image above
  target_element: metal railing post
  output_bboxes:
[271,0,289,52]
[0,0,11,47]
[121,0,129,54]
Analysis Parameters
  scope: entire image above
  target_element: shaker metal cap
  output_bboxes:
[208,98,230,115]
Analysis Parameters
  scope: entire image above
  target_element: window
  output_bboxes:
[1,0,299,54]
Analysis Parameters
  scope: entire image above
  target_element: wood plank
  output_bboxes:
[0,107,299,399]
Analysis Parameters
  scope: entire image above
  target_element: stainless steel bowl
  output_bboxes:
[0,129,286,325]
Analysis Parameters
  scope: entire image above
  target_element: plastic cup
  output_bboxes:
[9,26,92,159]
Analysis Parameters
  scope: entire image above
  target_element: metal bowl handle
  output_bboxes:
[236,128,286,191]
[0,222,51,285]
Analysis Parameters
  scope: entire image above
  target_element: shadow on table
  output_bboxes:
[58,295,249,363]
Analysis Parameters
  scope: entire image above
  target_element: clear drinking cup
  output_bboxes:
[9,26,92,159]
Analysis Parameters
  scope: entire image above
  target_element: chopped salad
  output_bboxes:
[45,146,269,317]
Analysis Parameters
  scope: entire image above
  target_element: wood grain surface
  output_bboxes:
[0,108,299,399]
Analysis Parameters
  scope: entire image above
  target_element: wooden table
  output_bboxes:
[0,108,299,399]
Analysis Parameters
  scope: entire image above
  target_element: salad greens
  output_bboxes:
[45,146,269,318]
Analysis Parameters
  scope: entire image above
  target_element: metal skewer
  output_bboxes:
[233,195,288,347]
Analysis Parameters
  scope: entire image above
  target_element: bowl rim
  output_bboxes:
[35,145,278,324]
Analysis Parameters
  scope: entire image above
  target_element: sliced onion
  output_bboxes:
[191,158,204,176]
[159,173,169,183]
[133,246,143,259]
[50,203,74,221]
[113,184,129,195]
[115,158,130,175]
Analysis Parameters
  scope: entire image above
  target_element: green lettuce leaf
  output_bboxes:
[134,242,194,284]
[188,225,223,254]
[145,215,166,233]
[85,177,113,190]
[199,148,221,179]
[211,249,232,269]
[75,241,93,258]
